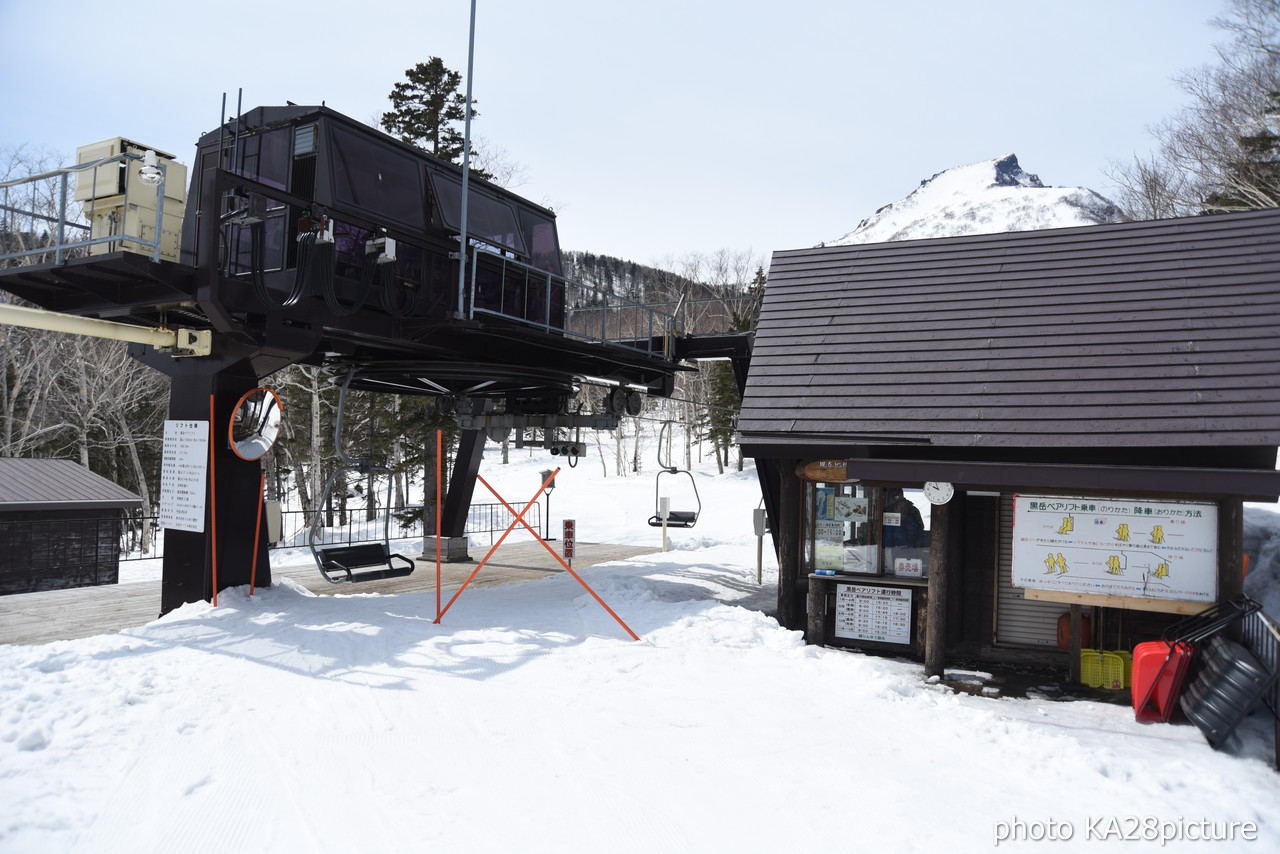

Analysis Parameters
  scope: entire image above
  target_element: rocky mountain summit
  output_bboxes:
[829,154,1124,245]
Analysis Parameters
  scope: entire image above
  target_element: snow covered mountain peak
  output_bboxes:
[829,153,1124,245]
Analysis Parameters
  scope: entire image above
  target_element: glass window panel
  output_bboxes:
[329,124,425,230]
[518,209,562,275]
[429,172,526,256]
[236,129,290,191]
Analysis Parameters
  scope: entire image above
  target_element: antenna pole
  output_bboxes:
[455,0,477,319]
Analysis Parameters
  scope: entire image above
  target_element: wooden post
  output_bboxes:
[1218,498,1244,603]
[775,460,803,631]
[807,577,826,646]
[1218,498,1244,642]
[925,500,951,678]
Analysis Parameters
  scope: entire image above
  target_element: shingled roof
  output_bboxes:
[0,458,141,512]
[740,207,1280,453]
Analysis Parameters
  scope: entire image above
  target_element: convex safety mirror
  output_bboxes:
[229,387,283,461]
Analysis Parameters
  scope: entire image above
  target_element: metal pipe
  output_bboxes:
[55,173,68,265]
[455,0,477,319]
[0,302,211,355]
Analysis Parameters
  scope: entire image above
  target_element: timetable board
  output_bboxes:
[834,584,913,645]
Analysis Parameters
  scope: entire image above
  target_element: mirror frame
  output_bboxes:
[228,387,284,461]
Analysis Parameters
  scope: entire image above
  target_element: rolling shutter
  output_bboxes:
[995,494,1066,647]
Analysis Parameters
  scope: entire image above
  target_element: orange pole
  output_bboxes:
[476,472,640,641]
[435,428,442,620]
[208,395,218,607]
[249,470,266,595]
[435,470,555,623]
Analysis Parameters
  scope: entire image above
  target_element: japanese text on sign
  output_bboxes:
[1011,494,1217,603]
[158,420,209,533]
[563,518,576,558]
[834,584,912,645]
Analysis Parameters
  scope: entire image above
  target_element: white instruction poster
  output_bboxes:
[159,420,209,532]
[1011,494,1217,603]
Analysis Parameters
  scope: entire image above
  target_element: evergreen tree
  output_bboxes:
[381,58,476,163]
[1202,91,1280,213]
[705,266,767,471]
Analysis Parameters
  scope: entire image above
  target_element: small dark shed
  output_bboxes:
[0,458,141,595]
[739,207,1280,675]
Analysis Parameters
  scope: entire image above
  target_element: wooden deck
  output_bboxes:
[0,541,654,646]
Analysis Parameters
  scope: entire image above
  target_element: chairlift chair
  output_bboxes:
[647,421,701,529]
[306,367,416,584]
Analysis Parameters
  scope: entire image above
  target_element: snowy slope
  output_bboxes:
[2,444,1278,853]
[829,153,1124,245]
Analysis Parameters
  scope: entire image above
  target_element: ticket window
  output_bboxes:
[807,483,931,578]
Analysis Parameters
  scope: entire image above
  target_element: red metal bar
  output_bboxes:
[208,395,218,607]
[474,472,640,641]
[249,470,265,595]
[433,470,552,623]
[435,429,442,621]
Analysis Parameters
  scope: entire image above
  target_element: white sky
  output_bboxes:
[0,0,1224,265]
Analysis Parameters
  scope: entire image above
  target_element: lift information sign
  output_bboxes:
[1011,494,1218,603]
[159,420,208,533]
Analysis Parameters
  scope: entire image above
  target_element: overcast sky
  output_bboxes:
[1,1,1224,267]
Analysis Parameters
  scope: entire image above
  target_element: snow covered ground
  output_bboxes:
[3,441,1279,853]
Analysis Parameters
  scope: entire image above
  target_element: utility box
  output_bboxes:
[74,137,187,262]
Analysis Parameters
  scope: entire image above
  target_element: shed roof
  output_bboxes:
[740,208,1280,453]
[0,458,141,511]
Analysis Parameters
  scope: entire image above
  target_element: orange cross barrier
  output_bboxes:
[434,468,639,641]
[435,429,443,621]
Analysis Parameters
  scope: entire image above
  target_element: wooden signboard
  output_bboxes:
[798,460,848,482]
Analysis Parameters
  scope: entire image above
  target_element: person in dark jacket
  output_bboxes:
[882,488,925,548]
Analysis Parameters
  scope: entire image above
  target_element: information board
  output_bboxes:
[158,420,209,533]
[1011,494,1218,604]
[834,584,913,644]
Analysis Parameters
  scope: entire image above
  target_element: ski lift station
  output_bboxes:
[0,104,753,616]
[3,101,1280,756]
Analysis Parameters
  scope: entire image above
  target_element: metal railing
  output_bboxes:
[1240,603,1280,769]
[0,152,171,266]
[468,246,672,358]
[119,500,543,560]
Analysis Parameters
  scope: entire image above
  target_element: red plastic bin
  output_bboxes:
[1132,640,1194,723]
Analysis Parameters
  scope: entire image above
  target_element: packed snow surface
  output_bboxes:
[829,153,1124,245]
[2,447,1279,853]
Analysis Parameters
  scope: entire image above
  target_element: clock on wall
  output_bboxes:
[923,481,954,505]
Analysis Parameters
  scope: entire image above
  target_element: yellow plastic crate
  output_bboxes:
[1081,649,1131,689]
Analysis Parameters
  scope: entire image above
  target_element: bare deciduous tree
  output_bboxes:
[1107,0,1280,217]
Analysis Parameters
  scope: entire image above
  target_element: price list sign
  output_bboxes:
[834,584,912,645]
[159,420,209,533]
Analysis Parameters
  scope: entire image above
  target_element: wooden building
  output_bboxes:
[738,208,1280,676]
[0,459,141,595]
